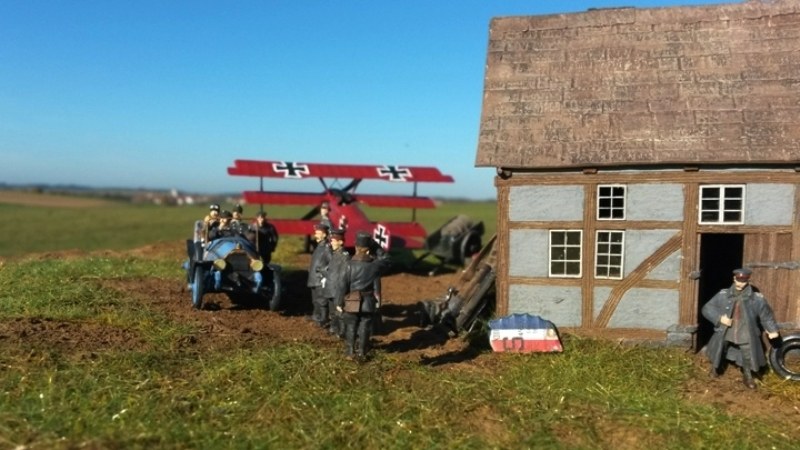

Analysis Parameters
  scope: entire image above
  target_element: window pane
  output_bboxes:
[551,232,565,245]
[566,262,581,275]
[723,211,742,222]
[724,199,742,210]
[567,232,581,245]
[566,247,581,260]
[609,267,621,278]
[701,211,719,222]
[551,262,565,274]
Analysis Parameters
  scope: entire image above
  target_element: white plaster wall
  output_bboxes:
[746,184,794,225]
[606,288,679,330]
[509,285,582,327]
[509,185,584,222]
[509,229,550,277]
[645,250,682,281]
[627,183,684,221]
[624,230,680,277]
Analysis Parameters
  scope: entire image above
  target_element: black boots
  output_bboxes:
[742,368,756,389]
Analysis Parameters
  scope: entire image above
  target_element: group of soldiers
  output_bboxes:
[306,202,390,361]
[203,201,390,361]
[202,203,279,264]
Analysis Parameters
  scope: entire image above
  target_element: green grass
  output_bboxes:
[2,197,799,448]
[0,201,495,258]
[1,254,799,449]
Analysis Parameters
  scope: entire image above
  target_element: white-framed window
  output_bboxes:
[699,185,745,224]
[597,184,626,220]
[549,230,582,278]
[595,230,624,279]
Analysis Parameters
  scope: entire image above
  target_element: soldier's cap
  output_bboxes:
[320,201,330,209]
[233,204,243,214]
[329,228,345,241]
[209,204,220,211]
[355,231,372,248]
[313,222,330,232]
[256,211,268,218]
[733,268,752,281]
[220,210,233,219]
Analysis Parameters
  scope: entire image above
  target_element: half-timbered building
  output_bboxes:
[476,0,800,347]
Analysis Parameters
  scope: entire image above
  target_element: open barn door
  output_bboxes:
[696,233,743,352]
[743,232,794,324]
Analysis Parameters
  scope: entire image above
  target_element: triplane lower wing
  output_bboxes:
[228,159,455,251]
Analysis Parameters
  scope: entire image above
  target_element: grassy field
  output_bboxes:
[0,198,496,259]
[2,194,800,449]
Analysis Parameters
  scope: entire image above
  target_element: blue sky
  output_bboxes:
[1,0,733,200]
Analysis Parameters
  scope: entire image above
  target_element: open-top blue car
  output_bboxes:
[184,220,281,310]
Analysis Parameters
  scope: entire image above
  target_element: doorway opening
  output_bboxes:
[696,233,743,352]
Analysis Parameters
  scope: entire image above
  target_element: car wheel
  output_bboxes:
[191,265,205,310]
[269,271,282,311]
[458,232,482,266]
[769,333,800,381]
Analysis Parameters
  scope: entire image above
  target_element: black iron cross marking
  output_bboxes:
[373,224,390,250]
[273,161,310,178]
[377,165,411,182]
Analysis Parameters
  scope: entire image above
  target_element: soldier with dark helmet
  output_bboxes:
[323,228,350,337]
[204,203,221,226]
[307,222,332,327]
[702,268,780,389]
[337,231,390,360]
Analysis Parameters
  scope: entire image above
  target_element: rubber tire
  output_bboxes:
[458,232,483,266]
[191,265,205,310]
[268,271,282,311]
[769,333,800,381]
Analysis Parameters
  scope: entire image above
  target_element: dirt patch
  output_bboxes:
[0,317,147,358]
[4,243,800,426]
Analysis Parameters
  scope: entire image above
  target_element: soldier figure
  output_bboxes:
[324,228,350,337]
[249,211,279,264]
[307,222,332,327]
[208,210,235,240]
[204,204,221,226]
[337,231,390,360]
[231,204,244,229]
[319,201,333,230]
[702,268,780,389]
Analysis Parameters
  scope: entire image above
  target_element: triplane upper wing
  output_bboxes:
[227,159,455,251]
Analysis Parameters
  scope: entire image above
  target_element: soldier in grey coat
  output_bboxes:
[306,222,331,327]
[337,231,390,361]
[701,268,780,389]
[323,228,350,337]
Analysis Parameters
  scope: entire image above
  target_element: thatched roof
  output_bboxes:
[476,0,800,170]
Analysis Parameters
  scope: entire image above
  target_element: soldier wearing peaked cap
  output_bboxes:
[702,267,780,389]
[307,222,332,327]
[337,230,390,361]
[323,228,350,338]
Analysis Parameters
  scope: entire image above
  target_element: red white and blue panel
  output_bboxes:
[228,160,454,183]
[488,314,563,353]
